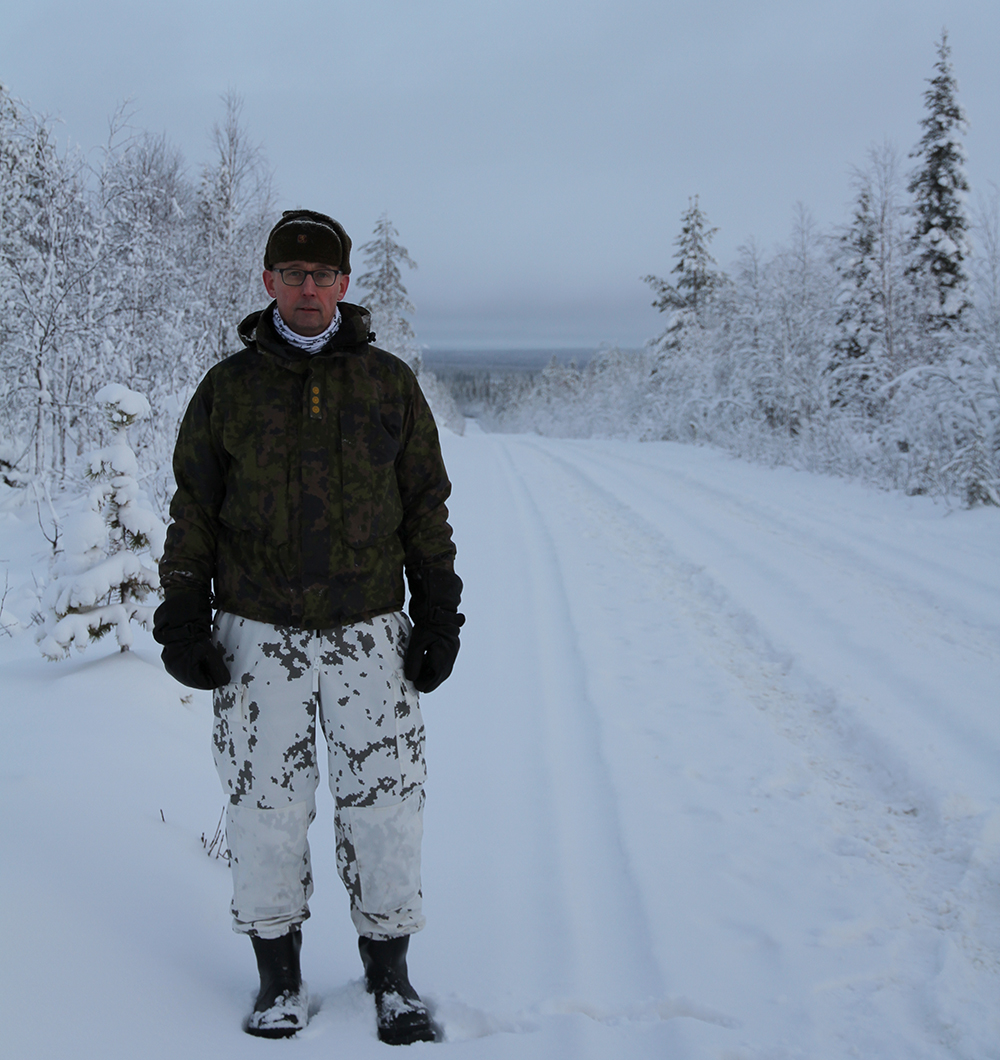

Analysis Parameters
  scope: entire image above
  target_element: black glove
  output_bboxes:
[403,568,465,694]
[152,591,231,690]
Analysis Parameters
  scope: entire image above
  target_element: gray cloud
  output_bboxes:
[3,0,999,348]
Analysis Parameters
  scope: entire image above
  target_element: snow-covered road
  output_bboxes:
[2,428,999,1058]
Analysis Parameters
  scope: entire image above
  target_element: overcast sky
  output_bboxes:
[3,0,999,350]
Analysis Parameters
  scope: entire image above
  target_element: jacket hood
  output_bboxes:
[238,301,374,358]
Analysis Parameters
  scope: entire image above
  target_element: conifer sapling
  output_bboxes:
[36,384,166,659]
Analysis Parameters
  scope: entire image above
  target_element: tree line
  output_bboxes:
[474,32,999,506]
[0,87,463,522]
[2,31,996,512]
[0,87,274,512]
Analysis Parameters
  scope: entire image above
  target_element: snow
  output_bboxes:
[88,444,140,480]
[94,383,152,422]
[60,508,108,556]
[36,597,156,659]
[2,427,999,1058]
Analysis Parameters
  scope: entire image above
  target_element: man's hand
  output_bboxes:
[153,591,231,690]
[404,568,464,694]
[404,622,462,693]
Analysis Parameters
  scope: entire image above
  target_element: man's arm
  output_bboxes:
[154,374,231,689]
[394,380,457,574]
[395,379,464,693]
[160,374,228,594]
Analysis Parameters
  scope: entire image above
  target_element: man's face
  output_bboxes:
[263,261,350,336]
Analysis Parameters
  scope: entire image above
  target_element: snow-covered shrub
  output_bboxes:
[885,355,1000,504]
[36,384,166,659]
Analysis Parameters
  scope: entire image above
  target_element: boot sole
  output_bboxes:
[376,1007,441,1046]
[378,1023,438,1045]
[246,1024,302,1039]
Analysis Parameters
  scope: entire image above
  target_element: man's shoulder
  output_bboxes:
[196,345,264,390]
[216,346,261,372]
[201,306,278,382]
[337,303,418,386]
[363,342,419,383]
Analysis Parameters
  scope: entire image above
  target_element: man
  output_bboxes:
[153,210,463,1044]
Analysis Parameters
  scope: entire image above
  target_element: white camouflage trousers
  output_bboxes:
[211,610,426,941]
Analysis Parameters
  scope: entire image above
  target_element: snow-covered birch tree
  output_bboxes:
[4,115,97,479]
[970,187,1000,363]
[192,91,274,370]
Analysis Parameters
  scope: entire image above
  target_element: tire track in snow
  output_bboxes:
[489,434,666,1008]
[503,437,935,855]
[424,431,579,1014]
[556,440,1000,639]
[524,438,1000,791]
[498,434,1000,1055]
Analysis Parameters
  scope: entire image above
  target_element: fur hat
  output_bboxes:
[264,210,352,273]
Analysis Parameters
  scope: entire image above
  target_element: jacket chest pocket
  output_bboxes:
[218,405,291,544]
[340,408,402,548]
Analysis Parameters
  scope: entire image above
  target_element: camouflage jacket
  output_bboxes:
[160,301,457,629]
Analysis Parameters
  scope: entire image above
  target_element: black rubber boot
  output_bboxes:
[246,928,308,1038]
[358,935,436,1045]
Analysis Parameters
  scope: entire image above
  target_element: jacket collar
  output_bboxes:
[238,301,374,363]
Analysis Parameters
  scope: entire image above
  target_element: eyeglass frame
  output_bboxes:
[269,266,344,288]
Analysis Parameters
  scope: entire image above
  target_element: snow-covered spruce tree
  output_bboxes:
[36,384,165,658]
[643,195,726,353]
[830,144,910,412]
[357,213,465,433]
[883,36,1000,505]
[906,30,971,352]
[357,211,421,369]
[641,197,727,440]
[832,177,879,408]
[884,191,1000,505]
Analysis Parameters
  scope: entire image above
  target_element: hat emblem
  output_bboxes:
[298,233,308,243]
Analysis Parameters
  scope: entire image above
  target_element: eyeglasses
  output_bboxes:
[272,267,342,287]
